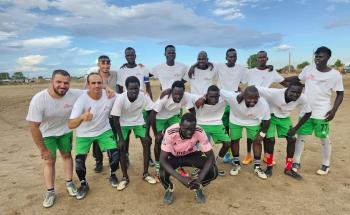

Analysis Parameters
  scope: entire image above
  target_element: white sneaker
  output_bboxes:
[229,164,241,176]
[66,183,77,196]
[143,174,157,184]
[117,178,129,191]
[43,191,55,208]
[316,165,330,175]
[254,166,267,180]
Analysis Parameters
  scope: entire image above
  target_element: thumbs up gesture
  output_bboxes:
[80,107,93,121]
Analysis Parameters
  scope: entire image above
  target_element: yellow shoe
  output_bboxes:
[242,154,253,165]
[263,154,276,165]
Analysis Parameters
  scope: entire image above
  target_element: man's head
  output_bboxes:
[171,81,185,103]
[314,46,331,68]
[97,55,111,74]
[226,48,237,65]
[257,51,268,67]
[206,85,220,105]
[125,47,136,64]
[51,69,71,97]
[180,113,197,139]
[87,72,103,95]
[125,76,140,100]
[197,51,208,69]
[165,45,176,62]
[244,86,260,107]
[285,81,304,102]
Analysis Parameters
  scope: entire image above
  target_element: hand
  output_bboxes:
[287,127,297,137]
[325,109,336,121]
[80,107,93,121]
[188,178,201,190]
[105,87,116,99]
[195,97,206,108]
[266,65,274,72]
[155,132,164,143]
[179,175,192,188]
[188,65,195,78]
[160,88,171,99]
[207,62,214,71]
[40,148,51,160]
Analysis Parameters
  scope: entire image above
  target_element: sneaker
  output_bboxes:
[109,175,118,188]
[117,177,129,191]
[194,188,206,204]
[66,183,77,196]
[265,166,273,177]
[284,169,302,180]
[163,188,174,205]
[292,163,301,172]
[94,161,103,173]
[242,154,253,165]
[218,170,226,176]
[191,168,200,177]
[143,173,157,184]
[254,166,268,180]
[42,191,55,208]
[76,184,89,200]
[177,167,190,177]
[223,153,232,163]
[229,164,241,176]
[263,154,276,165]
[316,165,330,175]
[149,157,155,167]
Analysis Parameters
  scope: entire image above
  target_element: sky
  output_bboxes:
[0,0,349,78]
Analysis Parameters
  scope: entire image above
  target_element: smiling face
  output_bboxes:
[87,74,103,95]
[165,46,176,63]
[206,90,220,105]
[98,58,111,74]
[51,74,70,97]
[257,51,268,68]
[171,86,184,103]
[226,50,237,66]
[126,82,140,101]
[314,52,330,68]
[125,49,136,64]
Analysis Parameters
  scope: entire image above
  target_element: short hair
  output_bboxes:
[171,80,185,90]
[125,76,140,88]
[181,113,196,124]
[315,46,331,57]
[257,50,267,55]
[52,69,70,79]
[98,55,110,61]
[226,48,236,56]
[198,51,208,58]
[165,45,175,52]
[125,47,135,53]
[207,85,220,93]
[86,72,101,84]
[244,85,259,96]
[288,80,304,88]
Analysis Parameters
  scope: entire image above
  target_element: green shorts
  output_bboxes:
[156,115,181,132]
[199,124,230,144]
[297,118,329,138]
[43,132,73,158]
[221,105,230,128]
[229,123,260,140]
[266,115,293,138]
[121,125,146,140]
[76,129,117,155]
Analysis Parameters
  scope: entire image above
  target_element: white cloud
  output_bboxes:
[23,36,71,48]
[325,17,350,29]
[274,44,292,51]
[212,0,259,20]
[15,55,47,72]
[68,47,97,55]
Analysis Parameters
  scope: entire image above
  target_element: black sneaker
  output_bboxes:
[94,161,103,173]
[218,170,226,176]
[163,188,174,205]
[265,166,273,177]
[194,188,205,204]
[110,175,118,188]
[76,184,89,200]
[284,169,302,180]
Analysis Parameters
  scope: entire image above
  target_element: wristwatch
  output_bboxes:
[259,131,266,138]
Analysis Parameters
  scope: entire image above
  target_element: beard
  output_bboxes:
[53,87,68,97]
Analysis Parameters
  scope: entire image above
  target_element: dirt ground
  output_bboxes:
[0,77,349,215]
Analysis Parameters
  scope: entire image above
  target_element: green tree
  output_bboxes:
[12,72,25,80]
[297,61,310,70]
[247,54,257,69]
[333,59,344,67]
[0,72,10,80]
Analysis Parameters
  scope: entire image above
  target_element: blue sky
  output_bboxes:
[0,0,349,77]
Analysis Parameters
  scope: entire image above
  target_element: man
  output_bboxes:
[150,81,195,179]
[220,86,270,179]
[68,73,122,200]
[85,55,118,173]
[243,50,288,166]
[288,46,344,175]
[111,76,157,187]
[27,70,81,208]
[152,45,188,90]
[192,85,231,176]
[257,82,312,179]
[160,113,218,205]
[183,51,218,95]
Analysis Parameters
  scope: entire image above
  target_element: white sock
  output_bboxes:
[293,135,306,164]
[320,137,331,166]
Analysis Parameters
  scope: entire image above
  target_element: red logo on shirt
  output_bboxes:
[306,74,315,80]
[63,104,73,109]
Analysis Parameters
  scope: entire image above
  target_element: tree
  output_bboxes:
[0,72,10,80]
[247,54,257,69]
[12,72,25,80]
[333,59,344,68]
[297,61,310,70]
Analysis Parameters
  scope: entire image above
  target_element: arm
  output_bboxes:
[112,115,126,149]
[255,119,270,143]
[284,75,300,83]
[145,82,153,100]
[287,112,311,137]
[116,85,123,94]
[325,91,344,121]
[145,110,152,138]
[29,122,51,160]
[279,80,289,87]
[68,107,92,129]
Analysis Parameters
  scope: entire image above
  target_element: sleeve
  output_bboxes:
[183,92,195,109]
[116,70,123,86]
[181,64,189,79]
[182,69,190,81]
[26,96,43,122]
[332,72,344,92]
[261,100,271,121]
[110,95,122,117]
[144,95,154,111]
[197,129,212,153]
[144,76,150,84]
[152,98,166,113]
[273,70,285,83]
[151,66,158,78]
[212,67,219,82]
[297,95,312,113]
[256,87,271,101]
[298,67,307,81]
[161,130,173,153]
[220,89,237,105]
[69,96,85,119]
[241,68,249,84]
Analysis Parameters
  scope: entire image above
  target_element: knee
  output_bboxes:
[286,136,296,144]
[108,149,120,161]
[61,151,72,159]
[45,158,56,166]
[223,141,230,148]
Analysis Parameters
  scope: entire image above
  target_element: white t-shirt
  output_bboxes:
[183,67,218,95]
[257,87,311,118]
[216,63,247,91]
[26,89,83,137]
[153,92,193,119]
[110,92,154,126]
[117,65,150,91]
[299,65,344,119]
[244,68,284,87]
[69,90,115,137]
[192,94,227,125]
[152,62,188,90]
[220,90,270,126]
